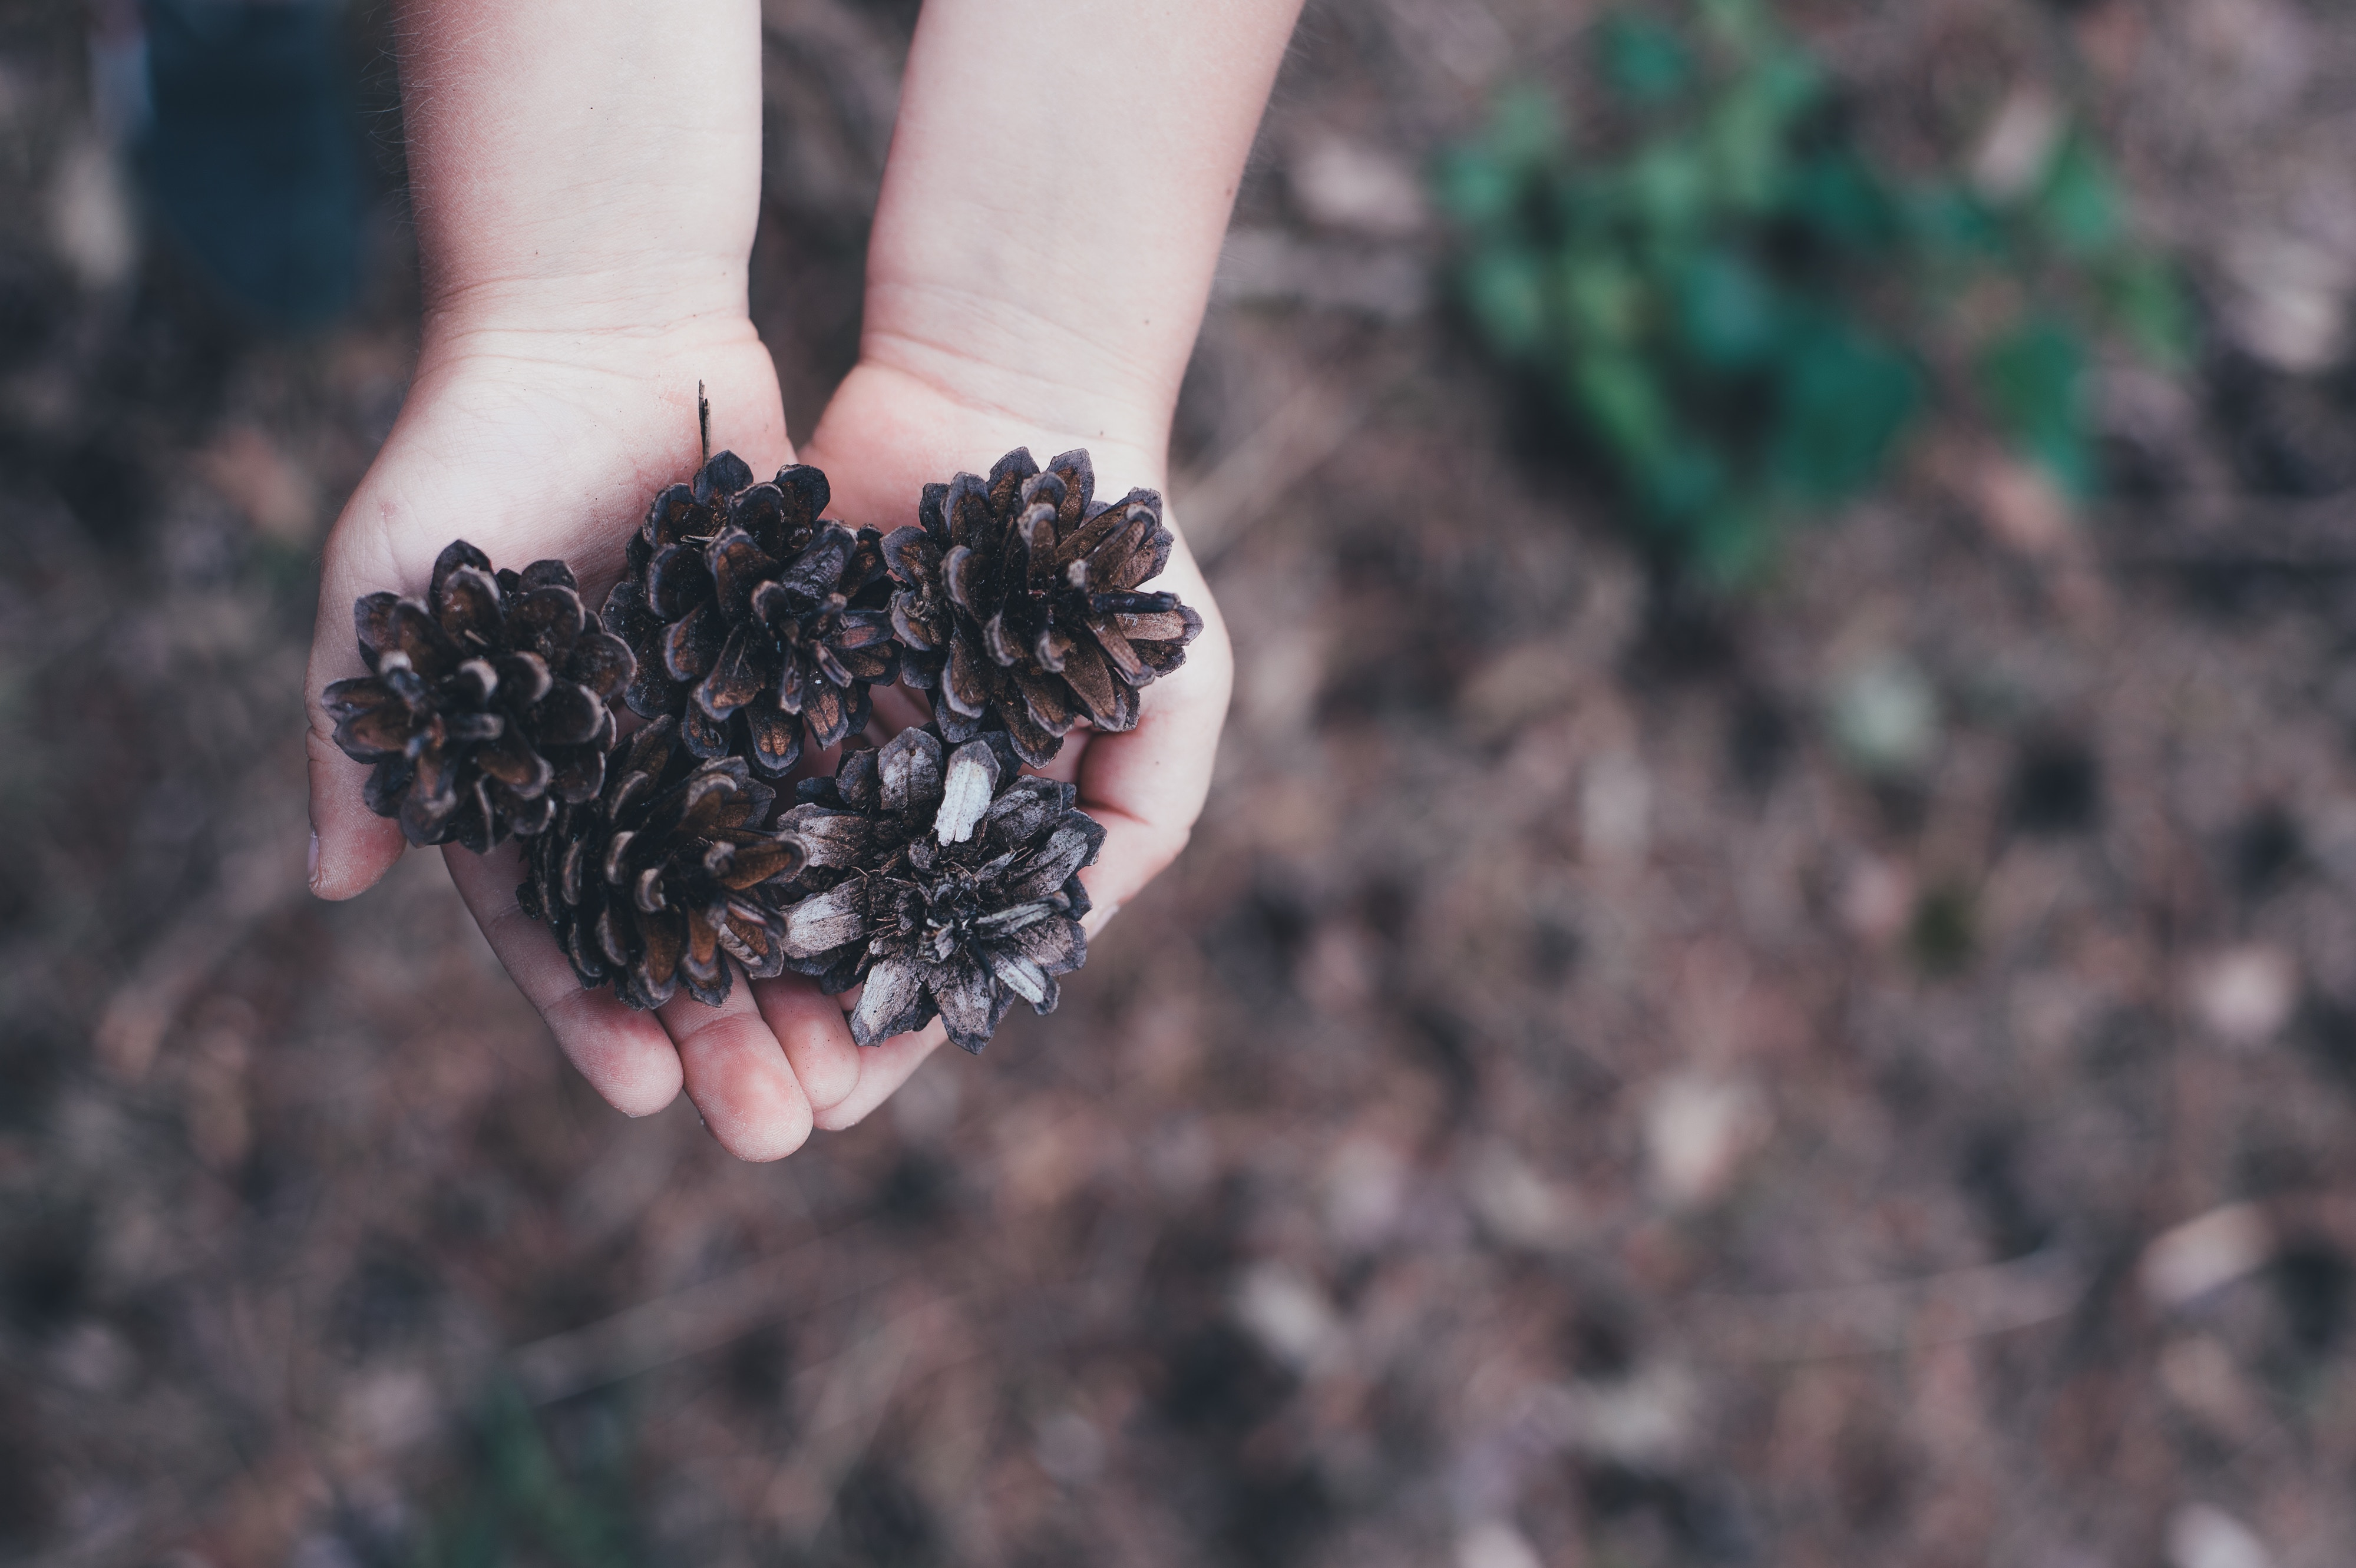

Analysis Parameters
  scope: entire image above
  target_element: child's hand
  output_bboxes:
[302,0,871,1158]
[305,338,873,1160]
[309,0,774,911]
[773,363,1235,1127]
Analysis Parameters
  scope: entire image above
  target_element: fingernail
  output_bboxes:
[307,829,322,892]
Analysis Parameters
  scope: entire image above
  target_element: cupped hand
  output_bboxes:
[305,346,1232,1157]
[776,360,1236,1128]
[304,329,869,1159]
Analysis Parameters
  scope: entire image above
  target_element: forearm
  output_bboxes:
[396,0,765,350]
[853,0,1306,468]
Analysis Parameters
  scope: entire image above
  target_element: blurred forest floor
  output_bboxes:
[6,1,2356,1565]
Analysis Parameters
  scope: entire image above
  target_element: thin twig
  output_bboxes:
[1678,1246,2087,1362]
[92,789,309,1082]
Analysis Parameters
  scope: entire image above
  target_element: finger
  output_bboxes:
[659,977,814,1162]
[307,722,409,901]
[1069,805,1181,939]
[1068,525,1233,919]
[748,972,863,1114]
[1030,727,1089,786]
[442,843,684,1116]
[811,1018,952,1132]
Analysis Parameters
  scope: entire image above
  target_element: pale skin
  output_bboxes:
[303,0,1303,1158]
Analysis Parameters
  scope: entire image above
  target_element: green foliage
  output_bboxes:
[1435,0,2188,581]
[1909,882,1978,977]
[1978,316,2091,497]
[411,1384,642,1568]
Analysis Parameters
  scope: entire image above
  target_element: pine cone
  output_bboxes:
[883,448,1204,766]
[602,451,899,777]
[323,541,633,852]
[774,726,1103,1051]
[516,715,810,1010]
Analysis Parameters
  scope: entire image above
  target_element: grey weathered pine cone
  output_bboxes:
[774,726,1103,1051]
[516,714,809,1010]
[323,540,634,852]
[884,448,1203,766]
[602,450,898,778]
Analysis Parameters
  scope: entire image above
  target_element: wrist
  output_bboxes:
[854,276,1182,475]
[419,271,758,366]
[407,305,776,445]
[357,326,792,573]
[396,0,762,361]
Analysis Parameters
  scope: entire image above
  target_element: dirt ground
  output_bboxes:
[5,1,2356,1564]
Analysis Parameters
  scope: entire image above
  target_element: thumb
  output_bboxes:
[304,516,409,902]
[306,709,406,901]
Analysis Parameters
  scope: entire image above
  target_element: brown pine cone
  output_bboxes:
[883,448,1203,766]
[323,541,633,852]
[601,451,899,777]
[773,726,1102,1051]
[516,715,809,1010]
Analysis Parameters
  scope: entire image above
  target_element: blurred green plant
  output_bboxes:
[1908,882,1978,977]
[409,1384,642,1568]
[1435,0,2188,581]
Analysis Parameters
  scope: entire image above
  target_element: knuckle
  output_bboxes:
[478,888,536,935]
[1147,822,1192,870]
[812,1094,875,1133]
[670,1005,756,1055]
[801,1062,859,1116]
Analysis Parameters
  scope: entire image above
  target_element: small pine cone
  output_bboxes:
[883,447,1204,766]
[516,715,810,1010]
[602,451,900,777]
[323,541,634,851]
[774,726,1103,1052]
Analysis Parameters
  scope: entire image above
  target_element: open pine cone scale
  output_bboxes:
[518,714,811,1010]
[604,451,898,779]
[772,726,1102,1051]
[333,442,1178,1045]
[325,541,632,852]
[885,447,1202,766]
